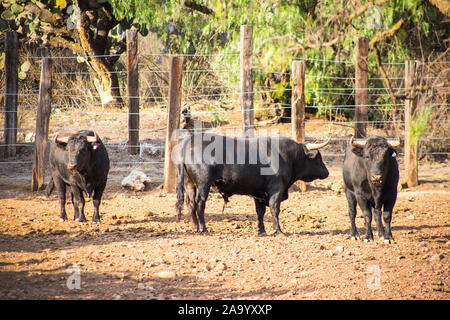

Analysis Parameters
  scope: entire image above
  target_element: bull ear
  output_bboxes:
[389,148,397,158]
[54,131,75,148]
[86,132,101,150]
[53,136,67,149]
[349,135,364,157]
[351,147,364,157]
[302,145,317,159]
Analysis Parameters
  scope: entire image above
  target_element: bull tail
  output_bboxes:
[175,163,185,220]
[221,194,229,214]
[45,177,54,198]
[175,137,189,221]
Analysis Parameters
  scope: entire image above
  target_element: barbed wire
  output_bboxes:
[2,52,448,182]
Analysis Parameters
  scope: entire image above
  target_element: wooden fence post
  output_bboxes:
[240,25,254,134]
[31,56,53,191]
[127,29,140,155]
[291,60,306,142]
[404,60,420,188]
[291,60,307,192]
[4,31,19,158]
[163,56,183,193]
[355,36,368,138]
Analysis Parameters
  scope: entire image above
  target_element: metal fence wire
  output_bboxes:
[0,49,448,185]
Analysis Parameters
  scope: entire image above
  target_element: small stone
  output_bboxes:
[215,262,227,272]
[335,246,344,252]
[397,255,406,261]
[156,270,176,278]
[121,170,151,191]
[430,253,444,263]
[208,258,219,264]
[114,272,126,279]
[327,250,337,257]
[137,283,155,291]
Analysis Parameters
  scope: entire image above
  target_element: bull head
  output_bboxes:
[55,131,100,149]
[350,136,400,149]
[54,130,101,172]
[349,135,401,187]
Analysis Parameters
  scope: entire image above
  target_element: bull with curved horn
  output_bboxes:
[47,130,109,223]
[343,135,401,243]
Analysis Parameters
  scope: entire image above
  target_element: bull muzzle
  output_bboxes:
[67,163,77,170]
[370,175,383,185]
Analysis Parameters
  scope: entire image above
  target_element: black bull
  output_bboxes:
[175,133,330,234]
[343,135,400,243]
[46,130,110,222]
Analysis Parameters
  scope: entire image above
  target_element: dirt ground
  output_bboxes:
[0,104,449,300]
[0,160,448,300]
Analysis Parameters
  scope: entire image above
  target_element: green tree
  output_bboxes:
[1,0,448,117]
[110,0,448,117]
[1,0,130,106]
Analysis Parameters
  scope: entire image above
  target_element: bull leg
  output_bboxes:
[382,211,394,243]
[92,184,105,223]
[382,201,394,243]
[254,199,266,235]
[373,207,384,241]
[357,197,374,241]
[345,189,359,240]
[71,186,87,223]
[269,193,283,234]
[195,184,210,233]
[185,184,199,231]
[53,177,67,221]
[70,191,77,220]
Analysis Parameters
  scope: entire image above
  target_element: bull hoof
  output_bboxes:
[381,237,394,244]
[258,231,267,237]
[348,233,360,241]
[363,237,373,242]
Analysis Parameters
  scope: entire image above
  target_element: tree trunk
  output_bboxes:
[90,59,123,107]
[77,8,123,107]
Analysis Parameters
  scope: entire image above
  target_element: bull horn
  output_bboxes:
[55,130,78,144]
[305,138,330,151]
[349,136,366,148]
[386,137,401,148]
[86,131,99,143]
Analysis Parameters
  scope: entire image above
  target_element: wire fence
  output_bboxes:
[1,49,448,185]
